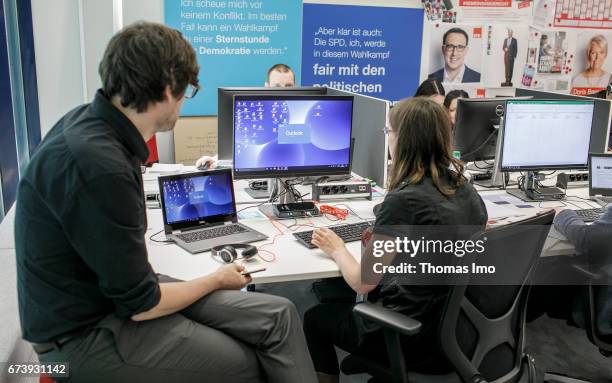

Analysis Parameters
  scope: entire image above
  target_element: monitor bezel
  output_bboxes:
[499,99,596,172]
[217,87,327,161]
[589,152,612,196]
[158,169,238,233]
[231,94,355,180]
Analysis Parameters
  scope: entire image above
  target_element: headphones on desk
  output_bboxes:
[211,244,258,263]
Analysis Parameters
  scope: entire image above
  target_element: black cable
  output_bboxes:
[471,180,506,189]
[564,200,584,210]
[460,130,498,159]
[473,161,493,170]
[538,200,566,209]
[149,229,174,244]
[249,180,268,191]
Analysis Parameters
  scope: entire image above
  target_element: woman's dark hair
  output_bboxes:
[414,79,445,97]
[443,90,469,109]
[388,97,465,196]
[99,22,200,112]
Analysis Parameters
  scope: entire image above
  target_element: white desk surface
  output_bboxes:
[1,172,603,283]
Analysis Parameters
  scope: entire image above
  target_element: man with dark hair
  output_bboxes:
[429,27,481,83]
[265,63,296,87]
[15,22,316,383]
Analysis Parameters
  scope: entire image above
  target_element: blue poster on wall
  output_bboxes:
[164,0,303,116]
[301,4,424,101]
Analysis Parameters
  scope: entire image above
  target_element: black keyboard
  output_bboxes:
[176,225,247,243]
[293,221,375,249]
[574,208,606,222]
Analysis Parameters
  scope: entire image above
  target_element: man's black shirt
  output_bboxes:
[15,90,161,343]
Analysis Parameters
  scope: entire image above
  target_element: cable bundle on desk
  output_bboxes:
[268,178,309,203]
[248,180,268,191]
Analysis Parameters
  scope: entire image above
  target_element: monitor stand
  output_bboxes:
[506,171,566,202]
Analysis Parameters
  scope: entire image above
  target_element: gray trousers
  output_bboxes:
[38,284,317,383]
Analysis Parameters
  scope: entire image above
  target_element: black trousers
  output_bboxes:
[303,302,449,376]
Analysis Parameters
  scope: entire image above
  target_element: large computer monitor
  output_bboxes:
[454,97,526,163]
[217,87,326,161]
[500,100,595,171]
[500,99,595,201]
[515,88,610,154]
[232,95,354,180]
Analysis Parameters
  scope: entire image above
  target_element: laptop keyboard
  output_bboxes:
[176,225,247,243]
[575,208,606,222]
[293,221,375,249]
[598,196,612,204]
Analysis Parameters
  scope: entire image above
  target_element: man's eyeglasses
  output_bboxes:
[184,84,201,99]
[443,44,466,53]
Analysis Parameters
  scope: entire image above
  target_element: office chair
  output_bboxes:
[544,265,611,383]
[341,210,555,383]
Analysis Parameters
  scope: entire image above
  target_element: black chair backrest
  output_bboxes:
[439,210,555,383]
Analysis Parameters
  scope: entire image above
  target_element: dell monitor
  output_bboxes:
[454,97,521,163]
[217,87,327,161]
[233,95,354,182]
[500,99,595,201]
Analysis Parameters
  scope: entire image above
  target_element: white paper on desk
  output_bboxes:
[149,163,184,173]
[482,194,525,207]
[238,209,266,220]
[483,200,525,219]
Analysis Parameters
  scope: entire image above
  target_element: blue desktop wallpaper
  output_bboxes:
[233,99,352,171]
[162,174,235,225]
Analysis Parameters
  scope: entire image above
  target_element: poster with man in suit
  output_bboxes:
[502,28,518,86]
[428,25,483,84]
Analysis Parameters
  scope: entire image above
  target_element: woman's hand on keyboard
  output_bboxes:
[312,228,347,260]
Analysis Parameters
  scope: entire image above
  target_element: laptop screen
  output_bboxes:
[591,154,612,193]
[160,171,236,225]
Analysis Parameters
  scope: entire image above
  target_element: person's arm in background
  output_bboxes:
[554,205,612,255]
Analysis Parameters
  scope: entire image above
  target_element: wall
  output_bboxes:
[32,0,421,161]
[80,0,115,101]
[31,0,84,136]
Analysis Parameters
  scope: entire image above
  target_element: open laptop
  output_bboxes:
[589,153,612,207]
[158,168,268,254]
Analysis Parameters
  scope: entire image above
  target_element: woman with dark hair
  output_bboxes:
[414,78,445,104]
[444,89,469,127]
[303,97,487,383]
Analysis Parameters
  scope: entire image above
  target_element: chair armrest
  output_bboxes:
[353,302,423,336]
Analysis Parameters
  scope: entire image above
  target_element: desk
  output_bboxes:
[1,172,602,283]
[143,172,600,283]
